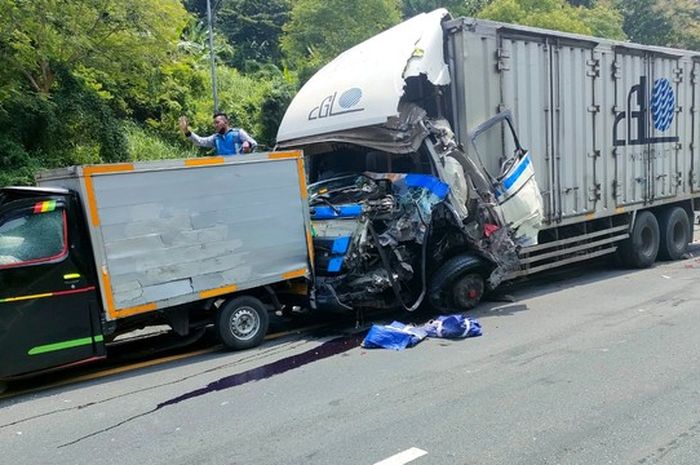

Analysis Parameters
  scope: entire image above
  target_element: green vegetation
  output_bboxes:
[1,0,698,186]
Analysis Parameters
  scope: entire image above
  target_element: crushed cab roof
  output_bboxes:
[276,9,451,144]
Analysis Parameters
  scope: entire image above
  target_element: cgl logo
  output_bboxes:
[308,87,365,120]
[613,76,679,147]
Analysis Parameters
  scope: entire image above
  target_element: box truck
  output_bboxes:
[275,8,700,315]
[0,151,312,380]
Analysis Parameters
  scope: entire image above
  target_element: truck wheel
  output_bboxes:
[618,211,660,268]
[215,296,269,350]
[658,207,690,261]
[428,254,486,312]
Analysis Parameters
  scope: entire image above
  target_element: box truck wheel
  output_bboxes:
[428,254,486,312]
[216,296,269,350]
[619,211,659,268]
[658,207,690,261]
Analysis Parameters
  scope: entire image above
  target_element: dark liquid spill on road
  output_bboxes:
[156,332,366,409]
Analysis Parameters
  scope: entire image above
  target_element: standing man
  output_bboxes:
[179,113,257,155]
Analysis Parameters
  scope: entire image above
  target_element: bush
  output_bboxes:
[125,122,197,161]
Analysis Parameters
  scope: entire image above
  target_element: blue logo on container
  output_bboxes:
[338,88,363,109]
[613,76,679,147]
[651,78,675,132]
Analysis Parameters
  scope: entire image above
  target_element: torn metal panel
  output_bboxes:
[276,9,451,143]
[299,111,536,310]
[278,103,430,155]
[466,110,545,246]
[495,153,544,246]
[403,15,451,86]
[310,172,446,312]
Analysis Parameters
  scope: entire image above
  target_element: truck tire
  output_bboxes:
[618,211,660,268]
[428,254,486,312]
[658,207,690,261]
[215,296,269,350]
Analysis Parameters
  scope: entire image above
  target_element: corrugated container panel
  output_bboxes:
[500,35,554,221]
[447,20,501,154]
[649,54,681,201]
[613,50,647,207]
[595,46,616,212]
[38,153,310,320]
[552,43,597,219]
[693,61,700,193]
[677,59,695,197]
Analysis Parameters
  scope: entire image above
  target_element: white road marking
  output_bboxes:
[373,447,428,465]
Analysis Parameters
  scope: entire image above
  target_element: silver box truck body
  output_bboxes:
[446,17,697,227]
[36,151,312,321]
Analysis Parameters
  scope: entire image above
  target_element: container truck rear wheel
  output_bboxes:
[428,254,486,312]
[658,207,690,261]
[216,296,269,350]
[618,211,659,268]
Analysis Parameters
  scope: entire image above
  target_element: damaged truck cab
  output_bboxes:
[276,9,544,314]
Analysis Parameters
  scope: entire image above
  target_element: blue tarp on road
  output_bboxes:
[362,314,482,351]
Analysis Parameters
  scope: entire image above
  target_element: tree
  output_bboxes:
[656,0,700,50]
[217,0,292,70]
[478,0,625,40]
[281,0,402,79]
[578,0,626,40]
[401,0,482,18]
[0,0,188,105]
[0,0,190,185]
[616,0,700,50]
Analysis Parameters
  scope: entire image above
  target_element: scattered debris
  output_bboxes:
[362,314,482,350]
[362,321,427,351]
[423,314,482,339]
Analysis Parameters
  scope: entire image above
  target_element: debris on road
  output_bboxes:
[362,314,482,350]
[362,321,428,351]
[423,314,482,339]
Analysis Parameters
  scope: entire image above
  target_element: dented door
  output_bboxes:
[468,111,544,245]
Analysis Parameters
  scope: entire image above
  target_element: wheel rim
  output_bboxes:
[452,274,484,309]
[229,306,260,341]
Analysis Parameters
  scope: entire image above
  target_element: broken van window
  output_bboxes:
[0,209,66,267]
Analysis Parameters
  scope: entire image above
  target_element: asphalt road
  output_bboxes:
[2,248,700,465]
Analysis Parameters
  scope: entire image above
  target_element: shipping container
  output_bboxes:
[443,17,699,274]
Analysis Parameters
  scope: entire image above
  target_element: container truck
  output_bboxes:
[0,151,312,380]
[275,9,700,314]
